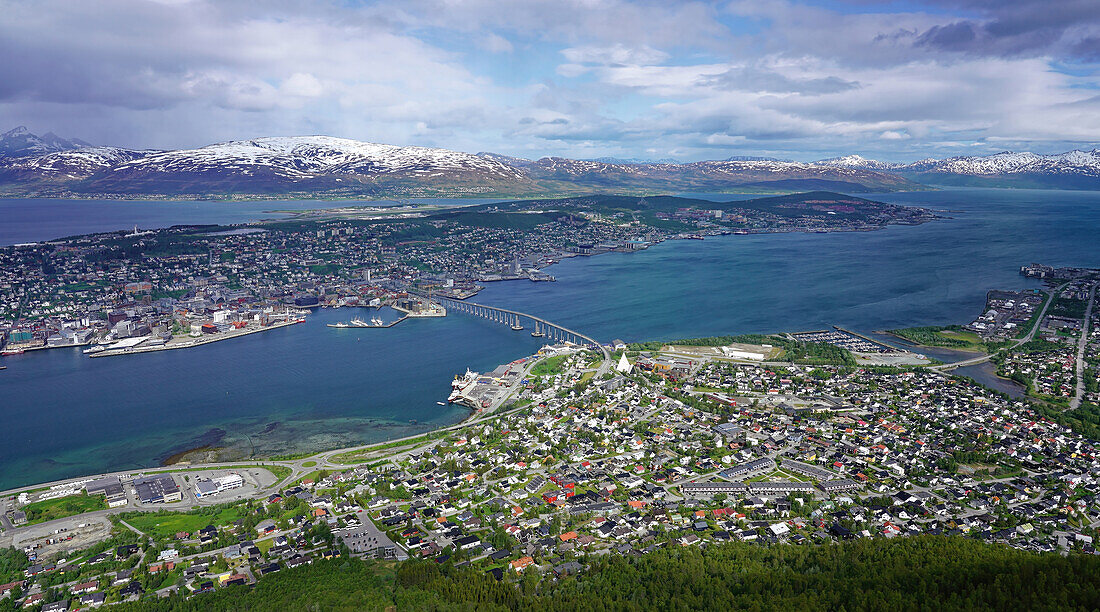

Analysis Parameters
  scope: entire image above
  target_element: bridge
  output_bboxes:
[429,296,611,363]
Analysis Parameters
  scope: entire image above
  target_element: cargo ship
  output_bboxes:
[448,369,479,403]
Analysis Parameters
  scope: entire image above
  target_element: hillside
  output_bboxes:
[0,129,923,199]
[816,149,1100,190]
[103,537,1100,611]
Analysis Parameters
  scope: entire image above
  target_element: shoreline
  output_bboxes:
[87,318,304,358]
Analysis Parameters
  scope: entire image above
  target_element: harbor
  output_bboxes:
[86,317,305,358]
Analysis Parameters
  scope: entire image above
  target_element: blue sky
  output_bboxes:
[2,0,1100,161]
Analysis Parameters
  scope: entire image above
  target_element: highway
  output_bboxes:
[1070,282,1098,410]
[0,346,578,546]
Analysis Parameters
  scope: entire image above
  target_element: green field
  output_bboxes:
[22,494,107,525]
[888,326,988,351]
[123,506,249,539]
[531,354,569,376]
[1049,297,1089,320]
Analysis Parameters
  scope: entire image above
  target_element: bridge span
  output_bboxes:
[428,296,610,362]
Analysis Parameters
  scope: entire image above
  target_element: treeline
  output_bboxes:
[109,536,1100,611]
[889,325,972,348]
[1034,401,1100,441]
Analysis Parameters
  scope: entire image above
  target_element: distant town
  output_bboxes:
[0,192,937,358]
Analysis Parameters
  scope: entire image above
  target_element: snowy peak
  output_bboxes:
[1,126,91,157]
[815,154,895,170]
[111,136,528,182]
[815,149,1100,178]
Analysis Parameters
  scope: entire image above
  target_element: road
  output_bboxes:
[1070,282,1098,410]
[931,283,1069,373]
[0,346,579,546]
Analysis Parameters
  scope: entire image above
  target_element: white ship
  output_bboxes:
[447,369,479,403]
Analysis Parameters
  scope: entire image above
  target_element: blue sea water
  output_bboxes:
[1,188,1099,489]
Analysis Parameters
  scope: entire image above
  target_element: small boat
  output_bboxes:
[350,318,369,327]
[327,322,351,328]
[437,401,446,406]
[0,365,7,370]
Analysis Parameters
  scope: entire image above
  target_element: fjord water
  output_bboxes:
[2,188,1100,489]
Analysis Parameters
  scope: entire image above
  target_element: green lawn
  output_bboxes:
[123,506,248,539]
[22,494,106,525]
[531,354,569,376]
[888,326,988,351]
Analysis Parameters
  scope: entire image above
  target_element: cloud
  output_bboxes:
[0,0,1098,161]
[479,33,514,54]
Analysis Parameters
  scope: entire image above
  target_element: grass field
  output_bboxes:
[888,326,989,351]
[124,506,249,539]
[22,494,106,525]
[531,354,569,377]
[330,434,436,464]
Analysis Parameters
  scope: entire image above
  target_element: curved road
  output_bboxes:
[931,283,1068,372]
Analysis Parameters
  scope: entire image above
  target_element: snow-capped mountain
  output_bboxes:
[0,128,918,197]
[814,149,1100,188]
[586,156,682,165]
[0,126,91,157]
[5,147,159,179]
[106,136,527,181]
[814,154,904,171]
[521,156,915,193]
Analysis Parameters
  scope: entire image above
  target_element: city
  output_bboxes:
[5,0,1100,609]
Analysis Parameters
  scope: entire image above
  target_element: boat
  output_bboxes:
[1,349,23,356]
[448,369,479,403]
[436,401,447,406]
[370,317,384,326]
[0,365,7,370]
[82,345,108,354]
[327,322,350,328]
[350,318,369,327]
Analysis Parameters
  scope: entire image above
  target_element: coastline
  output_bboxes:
[87,318,304,358]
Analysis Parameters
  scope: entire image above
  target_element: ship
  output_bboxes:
[1,349,24,355]
[448,369,479,403]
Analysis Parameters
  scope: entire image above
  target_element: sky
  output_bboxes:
[2,0,1100,162]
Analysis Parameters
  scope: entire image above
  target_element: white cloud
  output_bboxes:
[0,0,1098,160]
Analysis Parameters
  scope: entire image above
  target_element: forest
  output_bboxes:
[102,536,1100,611]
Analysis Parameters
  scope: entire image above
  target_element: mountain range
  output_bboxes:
[816,151,1100,189]
[2,126,1099,198]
